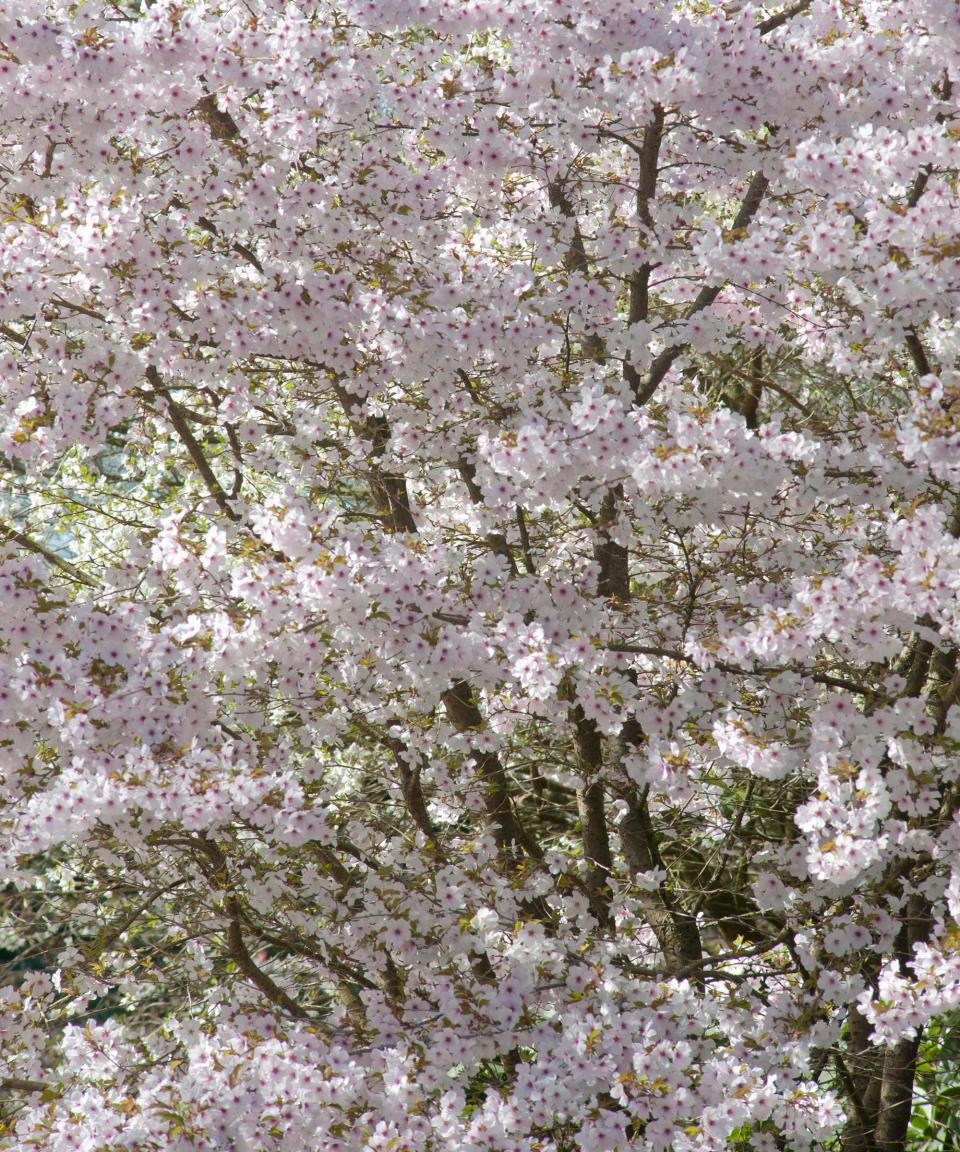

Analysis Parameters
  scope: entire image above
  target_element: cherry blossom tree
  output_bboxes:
[0,0,958,1149]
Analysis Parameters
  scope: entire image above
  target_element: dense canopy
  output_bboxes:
[0,1,958,1150]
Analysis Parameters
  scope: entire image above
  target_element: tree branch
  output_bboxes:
[756,0,812,35]
[0,518,101,589]
[0,1078,52,1094]
[618,783,704,977]
[146,366,239,522]
[515,506,536,575]
[904,327,934,377]
[441,679,542,863]
[622,105,665,403]
[192,835,312,1021]
[639,171,769,402]
[572,704,613,926]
